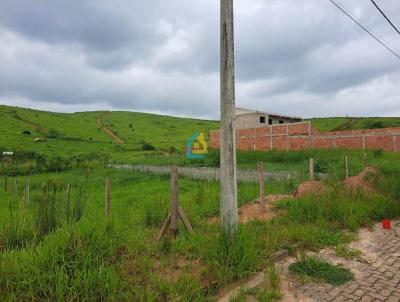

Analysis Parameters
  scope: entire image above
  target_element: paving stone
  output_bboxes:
[279,220,400,302]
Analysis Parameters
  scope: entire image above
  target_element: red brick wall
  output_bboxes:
[210,122,400,152]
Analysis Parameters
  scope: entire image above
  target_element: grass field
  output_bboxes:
[2,105,400,171]
[1,149,399,300]
[0,105,219,161]
[1,105,400,300]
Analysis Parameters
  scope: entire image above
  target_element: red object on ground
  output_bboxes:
[382,219,391,230]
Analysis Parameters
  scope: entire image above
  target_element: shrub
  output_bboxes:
[46,156,70,172]
[45,129,61,139]
[142,142,156,151]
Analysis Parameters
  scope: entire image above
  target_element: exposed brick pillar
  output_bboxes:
[269,126,273,150]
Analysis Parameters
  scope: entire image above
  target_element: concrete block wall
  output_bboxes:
[210,122,400,152]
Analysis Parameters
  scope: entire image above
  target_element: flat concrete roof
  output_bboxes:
[235,107,302,120]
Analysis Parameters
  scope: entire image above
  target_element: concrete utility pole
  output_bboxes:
[220,0,238,235]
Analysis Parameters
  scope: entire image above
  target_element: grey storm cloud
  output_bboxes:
[0,0,399,118]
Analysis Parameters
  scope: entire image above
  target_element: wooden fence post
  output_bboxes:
[344,156,349,179]
[66,184,71,218]
[364,153,368,168]
[24,178,30,204]
[105,177,110,217]
[14,178,18,198]
[4,176,7,192]
[258,162,265,210]
[309,158,314,181]
[170,166,179,238]
[156,166,193,242]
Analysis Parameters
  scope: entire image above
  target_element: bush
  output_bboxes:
[46,156,70,172]
[142,142,156,151]
[45,129,61,139]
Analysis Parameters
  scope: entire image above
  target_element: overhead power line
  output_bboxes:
[369,0,400,37]
[328,0,400,61]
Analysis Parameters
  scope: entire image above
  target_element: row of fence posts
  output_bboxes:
[2,152,371,238]
[102,167,193,241]
[2,177,31,204]
[308,152,369,181]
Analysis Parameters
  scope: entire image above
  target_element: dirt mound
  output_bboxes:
[294,181,327,198]
[343,166,379,193]
[208,194,292,224]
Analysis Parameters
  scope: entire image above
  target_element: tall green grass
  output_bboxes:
[0,150,399,300]
[0,220,122,301]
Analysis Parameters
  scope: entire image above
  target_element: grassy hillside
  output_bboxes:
[309,117,400,132]
[0,105,219,161]
[2,104,400,169]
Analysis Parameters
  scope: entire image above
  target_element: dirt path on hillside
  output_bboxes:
[96,117,125,144]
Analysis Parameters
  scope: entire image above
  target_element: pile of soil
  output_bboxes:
[153,257,208,284]
[343,166,379,193]
[239,194,292,223]
[208,194,292,224]
[294,181,328,198]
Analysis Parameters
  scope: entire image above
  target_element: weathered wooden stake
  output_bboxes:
[364,153,368,168]
[3,176,7,192]
[156,166,193,242]
[14,178,18,198]
[309,158,315,181]
[287,175,292,187]
[105,177,110,217]
[220,0,238,236]
[258,162,265,210]
[344,156,349,179]
[170,166,179,238]
[24,178,30,204]
[66,184,71,217]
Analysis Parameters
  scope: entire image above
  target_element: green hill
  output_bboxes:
[309,117,400,132]
[0,105,219,162]
[2,105,400,165]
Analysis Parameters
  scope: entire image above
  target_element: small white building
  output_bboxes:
[235,108,302,129]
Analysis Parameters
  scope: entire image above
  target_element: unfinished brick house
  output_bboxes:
[211,110,400,152]
[235,108,302,129]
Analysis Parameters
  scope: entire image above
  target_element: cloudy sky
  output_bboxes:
[0,0,399,119]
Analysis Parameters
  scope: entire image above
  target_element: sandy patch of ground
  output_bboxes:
[343,166,379,193]
[153,257,210,284]
[209,194,292,224]
[294,181,328,198]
